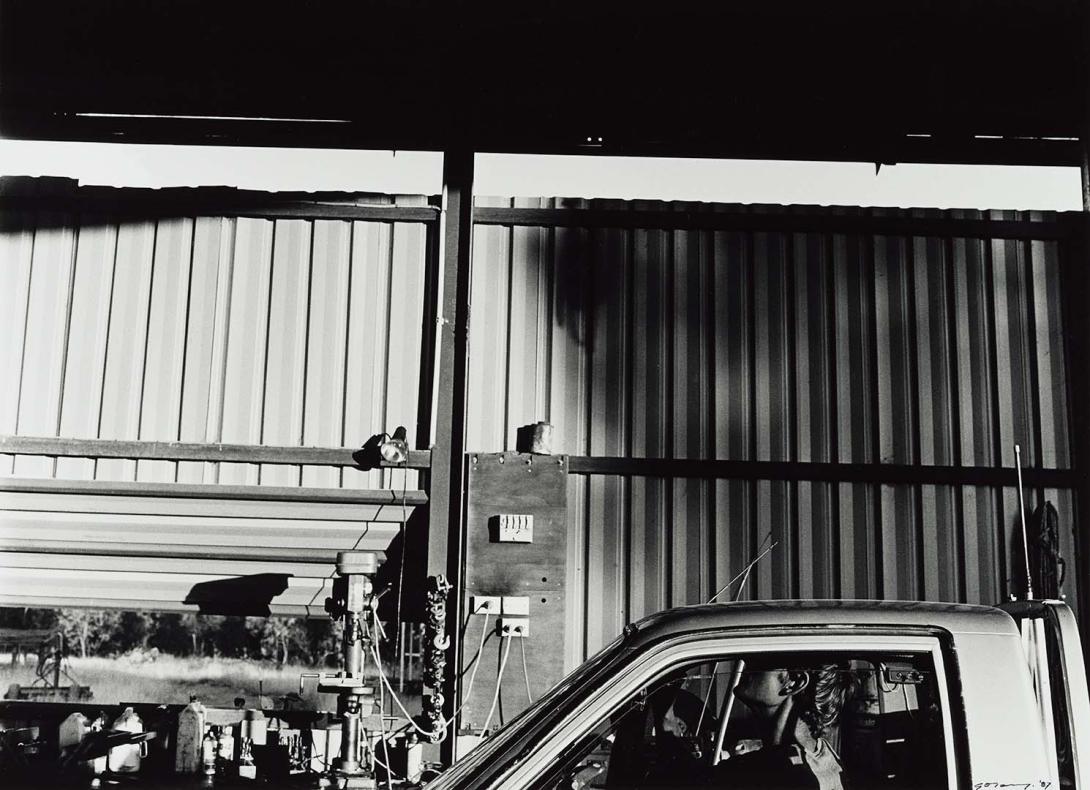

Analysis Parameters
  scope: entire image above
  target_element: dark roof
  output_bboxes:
[0,1,1085,165]
[625,599,1018,647]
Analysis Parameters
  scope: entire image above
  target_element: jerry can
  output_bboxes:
[174,698,207,773]
[108,707,144,773]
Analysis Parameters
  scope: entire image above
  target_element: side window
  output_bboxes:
[529,650,950,790]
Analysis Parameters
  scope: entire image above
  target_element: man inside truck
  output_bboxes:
[560,649,949,790]
[709,657,859,790]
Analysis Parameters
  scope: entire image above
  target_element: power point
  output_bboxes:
[500,618,529,637]
[472,595,501,614]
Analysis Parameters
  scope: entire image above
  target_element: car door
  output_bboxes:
[493,632,964,790]
[999,600,1090,790]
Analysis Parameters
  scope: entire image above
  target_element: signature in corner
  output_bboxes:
[973,783,1053,790]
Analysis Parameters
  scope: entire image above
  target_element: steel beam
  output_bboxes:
[0,435,431,469]
[566,456,1075,488]
[426,151,475,765]
[1059,213,1090,682]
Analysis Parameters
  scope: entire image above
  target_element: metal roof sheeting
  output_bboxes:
[466,198,1078,668]
[0,481,414,614]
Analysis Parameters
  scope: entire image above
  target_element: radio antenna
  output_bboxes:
[708,535,778,604]
[1015,444,1034,600]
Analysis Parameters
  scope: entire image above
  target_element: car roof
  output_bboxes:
[625,599,1018,648]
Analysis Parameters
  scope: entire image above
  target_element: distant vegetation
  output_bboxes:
[1,607,418,708]
[0,607,345,666]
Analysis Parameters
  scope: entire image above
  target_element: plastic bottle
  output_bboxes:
[59,712,89,755]
[202,726,218,778]
[175,698,207,773]
[108,707,144,773]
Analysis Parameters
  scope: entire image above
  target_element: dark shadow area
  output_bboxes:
[183,574,290,617]
[0,176,439,233]
[351,433,386,471]
[373,506,429,624]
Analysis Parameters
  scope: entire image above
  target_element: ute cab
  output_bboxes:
[429,600,1089,790]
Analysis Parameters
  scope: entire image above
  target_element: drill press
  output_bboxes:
[317,551,380,789]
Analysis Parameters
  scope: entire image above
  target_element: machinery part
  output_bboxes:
[421,575,452,741]
[314,551,380,788]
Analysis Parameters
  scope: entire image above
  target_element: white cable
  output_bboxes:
[370,643,443,739]
[481,637,513,736]
[519,636,533,703]
[450,612,492,721]
[371,612,496,742]
[378,677,396,790]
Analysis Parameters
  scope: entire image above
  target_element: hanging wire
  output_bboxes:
[519,637,533,703]
[394,463,408,655]
[375,659,397,790]
[481,637,514,736]
[370,643,444,740]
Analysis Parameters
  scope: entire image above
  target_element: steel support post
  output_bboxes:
[426,150,475,766]
[1061,209,1090,683]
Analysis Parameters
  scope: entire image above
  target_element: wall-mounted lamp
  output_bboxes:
[379,426,409,465]
[353,427,409,470]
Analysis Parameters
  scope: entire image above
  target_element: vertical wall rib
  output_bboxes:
[465,199,1079,665]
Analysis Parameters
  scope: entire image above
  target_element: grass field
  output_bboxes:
[1,653,339,708]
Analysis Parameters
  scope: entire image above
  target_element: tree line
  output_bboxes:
[1,607,345,667]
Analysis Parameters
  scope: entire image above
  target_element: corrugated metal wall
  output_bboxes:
[0,181,434,612]
[0,186,432,490]
[465,198,1079,669]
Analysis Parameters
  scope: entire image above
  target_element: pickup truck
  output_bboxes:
[427,600,1090,790]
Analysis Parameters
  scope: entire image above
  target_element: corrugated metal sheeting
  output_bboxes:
[0,182,433,613]
[466,198,1078,669]
[0,186,431,491]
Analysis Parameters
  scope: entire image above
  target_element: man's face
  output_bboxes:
[732,669,790,711]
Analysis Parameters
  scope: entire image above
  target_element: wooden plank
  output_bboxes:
[0,435,431,468]
[0,476,427,506]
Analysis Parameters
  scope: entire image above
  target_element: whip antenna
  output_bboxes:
[1015,444,1034,600]
[708,537,778,604]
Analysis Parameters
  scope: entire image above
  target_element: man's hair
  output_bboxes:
[796,663,858,739]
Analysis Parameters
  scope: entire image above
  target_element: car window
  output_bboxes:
[528,650,950,790]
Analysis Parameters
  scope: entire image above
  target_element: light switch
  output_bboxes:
[495,514,534,543]
[502,596,529,616]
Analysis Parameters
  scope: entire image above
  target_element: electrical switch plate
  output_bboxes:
[494,513,534,543]
[500,618,529,637]
[471,595,501,614]
[502,596,530,616]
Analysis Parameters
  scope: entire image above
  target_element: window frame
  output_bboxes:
[499,632,961,790]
